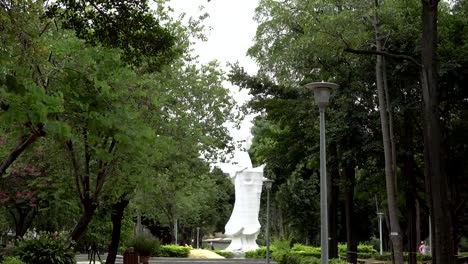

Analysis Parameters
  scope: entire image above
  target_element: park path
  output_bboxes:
[76,254,276,264]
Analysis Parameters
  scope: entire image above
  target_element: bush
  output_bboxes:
[357,252,374,259]
[337,242,377,256]
[126,234,160,257]
[357,243,378,254]
[372,252,432,262]
[0,245,15,262]
[291,244,321,253]
[281,253,320,264]
[245,246,266,259]
[269,240,291,263]
[1,256,25,264]
[290,244,321,258]
[158,245,190,257]
[329,259,349,264]
[15,234,75,264]
[373,252,392,261]
[213,250,234,258]
[118,245,127,255]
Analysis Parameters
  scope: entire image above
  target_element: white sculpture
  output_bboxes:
[217,137,266,254]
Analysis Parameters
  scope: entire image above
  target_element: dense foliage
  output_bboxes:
[232,0,468,263]
[0,0,236,262]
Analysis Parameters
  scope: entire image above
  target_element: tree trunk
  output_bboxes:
[383,59,398,193]
[344,165,357,264]
[106,196,130,264]
[420,1,455,263]
[328,143,339,259]
[402,112,417,264]
[373,1,404,263]
[70,200,97,241]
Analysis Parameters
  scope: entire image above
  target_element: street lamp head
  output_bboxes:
[304,82,339,109]
[264,179,274,191]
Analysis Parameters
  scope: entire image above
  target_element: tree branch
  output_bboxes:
[93,139,117,201]
[0,128,45,176]
[344,48,422,67]
[65,140,86,203]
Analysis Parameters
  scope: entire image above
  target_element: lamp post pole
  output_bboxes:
[264,179,274,264]
[378,212,384,255]
[305,82,338,264]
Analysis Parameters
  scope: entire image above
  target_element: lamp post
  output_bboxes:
[377,212,384,255]
[305,82,338,264]
[264,179,274,264]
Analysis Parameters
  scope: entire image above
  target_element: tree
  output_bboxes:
[372,1,404,262]
[46,0,177,70]
[0,0,65,177]
[0,149,51,237]
[421,0,455,263]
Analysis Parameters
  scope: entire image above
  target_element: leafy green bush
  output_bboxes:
[158,245,190,257]
[337,242,377,256]
[291,243,321,253]
[357,243,378,254]
[329,259,349,264]
[1,256,25,264]
[245,246,266,259]
[290,244,321,258]
[213,249,234,258]
[372,252,432,262]
[373,252,392,261]
[15,235,75,264]
[0,245,15,262]
[281,253,320,264]
[118,245,127,255]
[126,234,160,256]
[269,240,291,263]
[416,253,432,261]
[357,252,373,259]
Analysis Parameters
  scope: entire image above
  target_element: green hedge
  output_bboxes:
[373,252,432,261]
[126,234,160,256]
[245,243,347,264]
[158,245,191,257]
[213,249,234,258]
[245,246,266,259]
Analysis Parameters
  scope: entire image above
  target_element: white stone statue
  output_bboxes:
[217,136,266,254]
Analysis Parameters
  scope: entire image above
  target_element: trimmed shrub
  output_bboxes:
[281,253,320,264]
[245,246,266,259]
[213,250,234,258]
[358,243,378,254]
[337,242,377,257]
[126,234,160,257]
[416,253,432,261]
[15,235,75,264]
[118,245,127,255]
[373,252,432,262]
[329,259,349,264]
[158,245,191,257]
[373,252,392,261]
[357,252,374,259]
[290,244,321,258]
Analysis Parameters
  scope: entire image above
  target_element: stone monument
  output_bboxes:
[217,137,266,254]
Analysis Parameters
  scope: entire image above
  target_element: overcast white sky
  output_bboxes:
[169,0,259,74]
[169,0,260,145]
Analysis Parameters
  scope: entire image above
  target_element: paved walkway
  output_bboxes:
[76,254,275,264]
